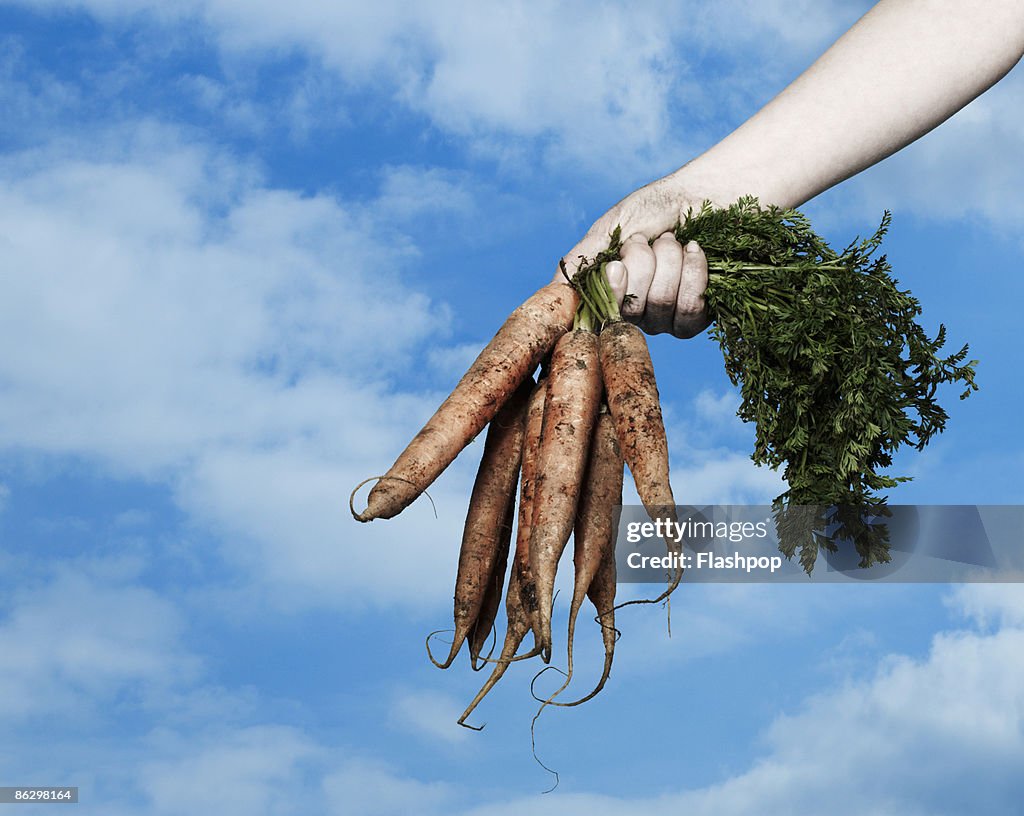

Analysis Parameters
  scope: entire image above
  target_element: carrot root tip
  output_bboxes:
[348,475,438,522]
[425,629,459,670]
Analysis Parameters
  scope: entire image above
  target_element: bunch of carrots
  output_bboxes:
[351,197,978,727]
[352,228,672,725]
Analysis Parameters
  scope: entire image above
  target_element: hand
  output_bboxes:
[604,234,710,339]
[556,179,711,339]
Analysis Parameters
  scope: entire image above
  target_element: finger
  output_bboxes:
[673,240,711,339]
[605,260,628,308]
[642,232,683,335]
[619,234,655,322]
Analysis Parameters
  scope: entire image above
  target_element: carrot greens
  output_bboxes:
[572,196,978,571]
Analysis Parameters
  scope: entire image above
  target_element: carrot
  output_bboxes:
[565,409,622,691]
[533,409,621,714]
[458,564,534,730]
[506,376,548,646]
[458,380,547,728]
[599,320,676,517]
[433,375,532,670]
[468,490,515,670]
[533,537,618,713]
[530,328,602,662]
[579,531,618,702]
[353,282,577,522]
[599,319,683,603]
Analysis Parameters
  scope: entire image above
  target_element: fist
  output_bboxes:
[605,232,710,338]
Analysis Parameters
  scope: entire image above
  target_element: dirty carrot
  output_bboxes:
[352,282,577,522]
[530,325,602,662]
[564,409,622,694]
[599,319,677,526]
[567,253,679,537]
[458,380,547,728]
[533,408,622,715]
[432,375,532,670]
[563,249,684,608]
[458,565,533,730]
[578,530,618,703]
[535,534,618,716]
[468,491,515,670]
[599,318,683,603]
[509,377,547,643]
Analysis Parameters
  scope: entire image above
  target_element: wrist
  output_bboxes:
[662,160,764,214]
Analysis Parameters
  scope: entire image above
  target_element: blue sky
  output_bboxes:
[1,1,1023,812]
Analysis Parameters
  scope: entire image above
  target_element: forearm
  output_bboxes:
[560,0,1024,336]
[671,0,1024,209]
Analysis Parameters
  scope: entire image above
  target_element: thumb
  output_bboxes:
[604,260,628,308]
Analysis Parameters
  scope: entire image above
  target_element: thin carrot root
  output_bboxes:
[458,636,541,730]
[474,647,542,666]
[512,377,547,643]
[355,282,577,522]
[458,380,548,725]
[530,668,566,794]
[535,409,622,707]
[349,476,437,520]
[525,407,620,797]
[458,579,540,730]
[562,409,621,703]
[560,551,618,706]
[469,491,515,669]
[530,328,602,662]
[533,497,619,709]
[438,377,532,669]
[424,629,454,669]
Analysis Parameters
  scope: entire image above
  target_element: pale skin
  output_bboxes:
[559,0,1024,338]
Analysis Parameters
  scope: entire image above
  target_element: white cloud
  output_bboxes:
[670,452,784,506]
[123,749,456,816]
[138,726,320,816]
[811,68,1024,232]
[388,689,470,745]
[375,165,476,221]
[692,388,740,425]
[14,0,1023,230]
[0,562,200,720]
[176,73,267,134]
[456,584,1024,816]
[658,388,785,505]
[9,0,866,178]
[948,582,1024,630]
[605,583,881,685]
[0,34,83,141]
[322,758,452,816]
[202,0,684,174]
[0,127,485,609]
[13,0,1020,223]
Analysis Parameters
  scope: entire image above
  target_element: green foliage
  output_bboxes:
[683,197,977,570]
[564,227,624,333]
[575,196,979,571]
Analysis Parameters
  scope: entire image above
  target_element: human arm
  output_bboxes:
[562,0,1024,336]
